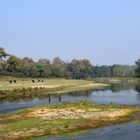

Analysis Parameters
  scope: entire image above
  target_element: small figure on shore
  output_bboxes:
[38,80,40,82]
[32,80,35,83]
[42,80,44,82]
[13,80,16,83]
[58,93,61,102]
[48,94,51,103]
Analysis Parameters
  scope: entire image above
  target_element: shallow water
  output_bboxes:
[37,122,140,140]
[0,83,140,113]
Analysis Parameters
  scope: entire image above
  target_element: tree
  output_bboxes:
[20,57,34,76]
[30,63,47,77]
[0,48,10,75]
[6,56,22,72]
[111,65,135,77]
[67,59,93,79]
[51,57,66,77]
[37,59,52,77]
[93,65,112,77]
[36,64,46,77]
[38,58,50,66]
[0,47,9,60]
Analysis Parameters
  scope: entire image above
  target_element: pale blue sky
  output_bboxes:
[0,0,140,65]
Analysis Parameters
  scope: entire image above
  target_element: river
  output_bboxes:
[0,83,140,140]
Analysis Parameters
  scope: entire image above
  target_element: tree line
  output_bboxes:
[0,47,139,79]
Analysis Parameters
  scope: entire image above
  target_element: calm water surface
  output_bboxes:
[36,122,140,140]
[0,83,140,113]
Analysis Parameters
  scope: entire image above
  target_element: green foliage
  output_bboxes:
[7,55,22,72]
[111,65,135,77]
[93,65,112,77]
[51,57,66,77]
[67,59,93,79]
[0,47,9,60]
[20,57,34,76]
[0,47,137,78]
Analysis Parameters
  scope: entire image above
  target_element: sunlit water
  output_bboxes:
[0,83,140,113]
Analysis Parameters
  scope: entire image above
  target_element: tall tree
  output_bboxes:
[93,65,112,77]
[6,56,21,72]
[51,57,66,77]
[37,59,52,77]
[20,57,34,76]
[67,59,93,79]
[0,47,9,60]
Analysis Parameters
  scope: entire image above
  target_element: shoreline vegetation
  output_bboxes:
[94,77,140,84]
[0,77,109,101]
[0,101,139,140]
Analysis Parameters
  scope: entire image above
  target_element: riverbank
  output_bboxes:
[94,77,140,84]
[0,101,139,140]
[0,78,109,101]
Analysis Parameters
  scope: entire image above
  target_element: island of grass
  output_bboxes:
[0,101,139,140]
[0,78,109,100]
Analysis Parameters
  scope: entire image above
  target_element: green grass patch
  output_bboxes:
[0,78,109,101]
[0,101,139,140]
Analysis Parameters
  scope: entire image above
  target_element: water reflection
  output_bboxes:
[65,90,92,97]
[135,84,140,93]
[111,83,135,92]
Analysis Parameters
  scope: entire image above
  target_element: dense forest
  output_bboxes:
[0,47,140,79]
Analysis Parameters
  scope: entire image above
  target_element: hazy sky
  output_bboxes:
[0,0,140,65]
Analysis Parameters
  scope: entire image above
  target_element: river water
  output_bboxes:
[1,83,140,140]
[0,83,140,113]
[37,122,140,140]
